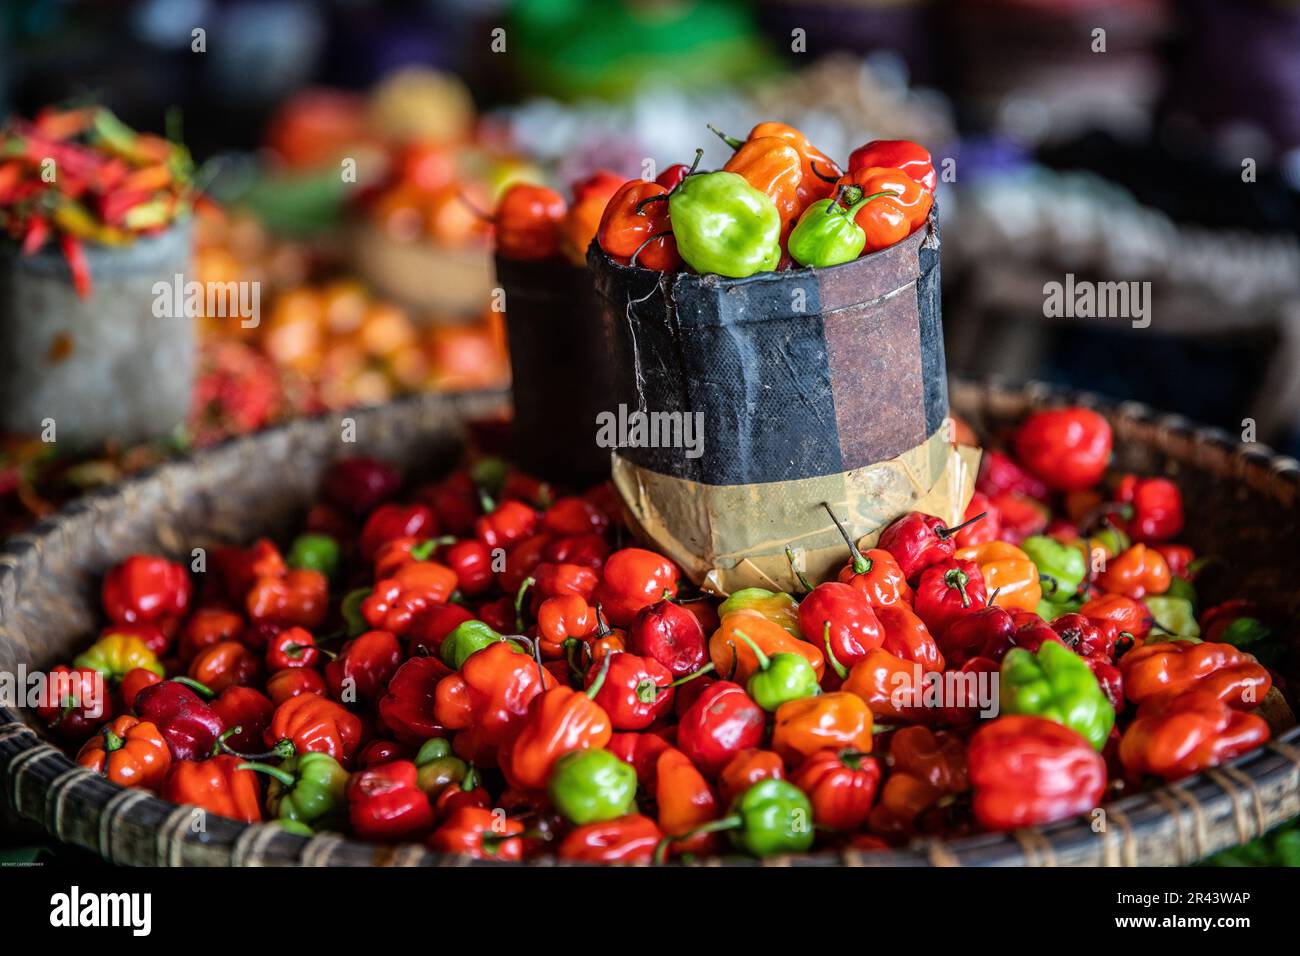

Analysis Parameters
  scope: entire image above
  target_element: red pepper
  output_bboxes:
[847,140,937,193]
[532,562,599,605]
[1121,641,1271,711]
[498,533,550,595]
[133,680,223,760]
[267,694,362,765]
[627,599,708,678]
[210,686,274,755]
[348,760,435,842]
[717,748,784,805]
[36,665,112,742]
[441,539,495,595]
[592,548,680,628]
[61,232,92,298]
[101,555,191,629]
[799,582,884,677]
[1012,408,1113,492]
[536,594,598,658]
[265,626,320,670]
[189,641,262,694]
[877,511,983,584]
[494,183,566,261]
[953,491,1000,548]
[558,813,663,863]
[587,651,676,730]
[609,730,676,789]
[429,806,525,860]
[792,748,882,831]
[358,739,409,767]
[596,179,681,271]
[361,504,436,562]
[1154,543,1195,579]
[120,667,162,710]
[1115,475,1184,542]
[544,532,610,571]
[876,603,945,671]
[1080,593,1152,641]
[99,621,169,657]
[474,499,538,550]
[819,503,912,606]
[1118,689,1270,782]
[210,540,286,605]
[361,561,458,634]
[676,680,765,778]
[543,496,610,536]
[321,456,401,517]
[265,667,326,707]
[913,559,987,639]
[435,640,557,764]
[324,629,403,705]
[937,604,1016,667]
[408,603,475,657]
[377,656,451,745]
[967,715,1107,830]
[246,569,329,629]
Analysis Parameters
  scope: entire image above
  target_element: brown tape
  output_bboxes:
[613,430,981,594]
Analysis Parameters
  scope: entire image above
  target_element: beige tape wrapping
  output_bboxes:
[613,430,981,595]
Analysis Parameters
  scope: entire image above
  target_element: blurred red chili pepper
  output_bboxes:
[246,569,329,629]
[1115,475,1184,542]
[361,504,436,561]
[494,182,566,261]
[102,555,191,629]
[558,813,663,863]
[210,685,274,754]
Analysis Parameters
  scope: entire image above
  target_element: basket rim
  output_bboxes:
[2,379,1298,867]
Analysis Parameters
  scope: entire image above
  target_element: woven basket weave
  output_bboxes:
[1,381,1297,866]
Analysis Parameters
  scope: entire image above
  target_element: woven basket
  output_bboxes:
[1,380,1298,866]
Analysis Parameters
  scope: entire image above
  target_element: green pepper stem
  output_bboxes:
[845,189,901,218]
[684,147,705,178]
[170,676,215,699]
[784,547,814,594]
[410,536,456,561]
[823,622,847,680]
[585,650,613,700]
[821,501,872,576]
[477,489,496,515]
[102,727,125,753]
[945,568,972,608]
[731,629,770,672]
[236,761,297,789]
[653,813,744,864]
[668,662,716,687]
[706,125,744,151]
[219,733,296,762]
[515,576,536,632]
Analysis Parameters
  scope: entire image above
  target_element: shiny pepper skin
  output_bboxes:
[710,611,825,685]
[189,640,262,694]
[668,171,782,278]
[868,726,968,839]
[499,676,613,791]
[441,539,495,596]
[792,748,882,831]
[834,166,931,250]
[378,656,451,745]
[677,680,765,778]
[430,806,525,861]
[133,680,223,761]
[494,182,566,261]
[999,640,1115,750]
[722,135,804,240]
[1012,408,1113,492]
[475,499,537,549]
[1118,689,1270,782]
[847,140,937,193]
[746,121,841,206]
[162,754,261,823]
[877,511,968,583]
[360,504,436,562]
[1116,475,1184,542]
[656,746,721,856]
[838,548,912,607]
[596,179,681,271]
[557,813,663,863]
[348,760,435,842]
[321,456,401,516]
[953,541,1042,613]
[1121,640,1271,711]
[267,694,362,765]
[1096,544,1171,599]
[718,748,784,805]
[843,649,929,723]
[772,692,874,765]
[593,548,680,629]
[265,627,320,670]
[876,603,945,671]
[913,559,988,639]
[629,599,708,678]
[536,595,597,658]
[361,561,458,634]
[325,629,403,704]
[76,715,171,790]
[102,555,191,628]
[246,569,329,629]
[967,715,1106,830]
[74,633,164,682]
[718,588,801,637]
[587,651,675,730]
[798,582,884,674]
[937,604,1016,667]
[211,686,275,754]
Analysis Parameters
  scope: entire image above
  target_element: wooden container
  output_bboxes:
[0,381,1296,865]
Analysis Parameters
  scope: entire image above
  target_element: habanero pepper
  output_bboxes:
[867,726,968,840]
[120,667,162,710]
[876,602,945,672]
[593,548,680,629]
[435,639,556,761]
[821,502,913,605]
[440,538,495,596]
[999,640,1115,750]
[834,166,930,251]
[361,560,458,635]
[717,748,785,805]
[953,540,1042,613]
[628,598,709,678]
[265,626,320,671]
[246,568,329,630]
[1121,640,1271,711]
[536,594,597,659]
[1012,407,1113,493]
[360,503,437,562]
[499,654,614,791]
[877,508,985,584]
[1096,544,1171,599]
[937,604,1017,667]
[1118,689,1270,782]
[493,182,566,261]
[967,715,1106,831]
[1116,475,1184,542]
[189,640,262,694]
[709,611,825,685]
[843,649,930,724]
[133,679,223,760]
[596,178,681,271]
[161,754,261,823]
[73,633,164,683]
[347,759,435,842]
[718,588,801,638]
[655,746,721,857]
[178,607,245,665]
[847,139,936,193]
[676,680,765,778]
[788,186,897,268]
[1021,534,1087,605]
[557,813,663,863]
[548,747,638,824]
[746,121,842,205]
[211,685,275,754]
[559,169,623,266]
[242,751,349,831]
[662,778,814,861]
[265,667,326,707]
[429,806,525,861]
[798,582,883,674]
[913,559,988,639]
[772,691,874,766]
[324,629,403,705]
[101,554,191,628]
[792,748,882,831]
[586,651,679,730]
[1081,592,1152,641]
[377,655,451,745]
[267,693,363,765]
[474,498,538,550]
[668,170,782,278]
[407,603,475,658]
[75,715,170,790]
[732,630,821,712]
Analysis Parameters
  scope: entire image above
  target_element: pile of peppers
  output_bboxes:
[0,107,195,297]
[488,123,936,278]
[42,405,1285,861]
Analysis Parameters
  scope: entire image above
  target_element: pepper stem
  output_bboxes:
[653,814,744,864]
[102,727,125,753]
[236,761,297,789]
[218,731,296,762]
[706,124,744,151]
[628,230,673,269]
[810,160,839,185]
[845,189,901,218]
[514,576,536,632]
[410,536,456,561]
[785,546,814,594]
[937,512,986,541]
[945,568,972,608]
[585,650,613,699]
[593,603,613,640]
[170,676,215,699]
[821,501,872,576]
[668,662,716,687]
[823,622,847,680]
[730,629,772,676]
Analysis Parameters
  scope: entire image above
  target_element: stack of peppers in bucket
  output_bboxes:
[35,406,1285,861]
[0,107,196,297]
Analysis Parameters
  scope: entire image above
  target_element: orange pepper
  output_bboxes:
[434,640,556,764]
[246,568,328,629]
[499,660,613,790]
[1118,689,1270,782]
[867,726,968,840]
[656,747,720,855]
[1080,593,1152,640]
[76,715,171,790]
[559,170,623,266]
[747,121,842,206]
[536,594,598,658]
[835,166,932,251]
[953,540,1042,612]
[1121,641,1272,711]
[875,604,944,671]
[161,754,261,823]
[710,611,825,684]
[717,747,785,805]
[722,136,805,240]
[843,648,931,723]
[267,693,363,765]
[188,640,262,694]
[1096,544,1171,599]
[771,692,873,765]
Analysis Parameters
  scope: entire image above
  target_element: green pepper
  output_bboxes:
[1036,597,1081,622]
[341,587,371,636]
[718,588,802,638]
[547,748,637,825]
[1164,575,1197,610]
[1000,640,1114,750]
[239,752,349,831]
[414,737,474,796]
[440,620,518,669]
[787,189,893,268]
[1143,595,1200,642]
[668,171,781,278]
[470,457,509,497]
[415,737,453,765]
[273,819,315,837]
[1218,617,1285,669]
[1021,535,1086,604]
[287,533,340,578]
[732,629,819,712]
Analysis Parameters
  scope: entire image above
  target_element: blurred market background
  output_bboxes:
[3,0,1300,867]
[3,0,1300,519]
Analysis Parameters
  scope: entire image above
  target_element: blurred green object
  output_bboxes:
[1202,816,1300,867]
[511,0,777,100]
